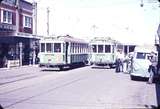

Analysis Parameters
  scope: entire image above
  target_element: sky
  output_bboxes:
[29,0,160,45]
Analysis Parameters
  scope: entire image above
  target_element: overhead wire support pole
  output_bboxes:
[140,0,144,7]
[47,7,50,36]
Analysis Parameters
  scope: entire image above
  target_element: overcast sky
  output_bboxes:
[30,0,160,45]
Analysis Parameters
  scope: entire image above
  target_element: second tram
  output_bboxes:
[89,37,119,68]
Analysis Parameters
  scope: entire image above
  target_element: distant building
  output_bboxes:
[0,0,39,67]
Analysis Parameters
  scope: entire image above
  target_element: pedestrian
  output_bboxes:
[148,52,158,84]
[2,56,7,68]
[123,54,129,73]
[128,54,134,74]
[115,49,124,72]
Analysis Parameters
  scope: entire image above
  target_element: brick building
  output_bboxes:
[0,0,39,67]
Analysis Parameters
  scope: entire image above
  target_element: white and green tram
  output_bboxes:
[38,35,89,70]
[89,37,119,68]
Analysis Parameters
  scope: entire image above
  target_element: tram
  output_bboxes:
[89,37,120,68]
[38,35,89,70]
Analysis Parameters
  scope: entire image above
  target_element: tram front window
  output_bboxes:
[92,45,97,53]
[54,43,61,53]
[105,45,111,53]
[98,45,103,53]
[41,43,45,52]
[46,43,52,52]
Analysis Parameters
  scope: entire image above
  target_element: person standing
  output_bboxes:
[123,54,130,73]
[2,56,7,68]
[115,49,125,72]
[148,52,158,84]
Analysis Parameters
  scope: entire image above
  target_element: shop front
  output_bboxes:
[0,36,39,68]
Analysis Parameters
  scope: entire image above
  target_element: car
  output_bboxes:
[129,45,157,80]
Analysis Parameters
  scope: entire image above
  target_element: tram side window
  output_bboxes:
[98,45,103,53]
[46,43,52,52]
[105,45,111,53]
[54,43,61,52]
[92,45,97,53]
[41,43,45,52]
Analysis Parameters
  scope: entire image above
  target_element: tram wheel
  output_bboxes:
[59,66,63,71]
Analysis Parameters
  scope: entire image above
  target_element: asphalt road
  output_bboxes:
[0,66,158,109]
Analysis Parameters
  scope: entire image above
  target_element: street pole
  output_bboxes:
[47,7,50,36]
[16,0,19,34]
[32,1,37,65]
[33,42,36,65]
[140,0,144,7]
[33,1,37,36]
[19,42,23,66]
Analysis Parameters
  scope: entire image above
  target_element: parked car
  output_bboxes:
[129,46,157,80]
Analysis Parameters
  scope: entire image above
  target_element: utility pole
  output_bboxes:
[32,1,37,65]
[92,25,98,37]
[47,7,50,36]
[33,1,37,36]
[16,0,19,34]
[19,42,23,66]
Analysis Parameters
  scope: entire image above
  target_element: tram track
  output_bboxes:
[0,72,54,86]
[2,74,89,109]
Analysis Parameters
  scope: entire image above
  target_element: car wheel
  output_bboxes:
[130,75,135,80]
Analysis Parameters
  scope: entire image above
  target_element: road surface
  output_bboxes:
[0,66,158,109]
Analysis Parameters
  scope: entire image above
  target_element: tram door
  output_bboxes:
[65,42,69,64]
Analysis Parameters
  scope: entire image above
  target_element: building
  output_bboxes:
[0,0,39,67]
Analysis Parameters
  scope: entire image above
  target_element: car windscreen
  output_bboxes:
[136,52,150,59]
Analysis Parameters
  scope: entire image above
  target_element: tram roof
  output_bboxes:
[40,35,87,43]
[90,37,120,44]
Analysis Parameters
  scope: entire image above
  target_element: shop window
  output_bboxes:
[1,10,12,24]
